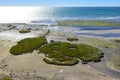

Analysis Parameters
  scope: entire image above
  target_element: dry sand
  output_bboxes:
[0,43,118,80]
[0,29,119,80]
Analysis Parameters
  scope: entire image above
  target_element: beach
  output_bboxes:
[0,23,120,80]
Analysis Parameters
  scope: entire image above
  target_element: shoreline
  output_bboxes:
[0,23,120,80]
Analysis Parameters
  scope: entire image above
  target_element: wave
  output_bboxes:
[30,16,120,24]
[1,16,120,23]
[32,16,120,21]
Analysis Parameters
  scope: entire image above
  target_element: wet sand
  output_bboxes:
[0,24,120,80]
[0,43,117,80]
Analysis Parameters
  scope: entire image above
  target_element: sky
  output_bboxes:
[0,0,120,7]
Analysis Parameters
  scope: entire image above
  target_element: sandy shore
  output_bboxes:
[0,41,117,80]
[0,24,120,80]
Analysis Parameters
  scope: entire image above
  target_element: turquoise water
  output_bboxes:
[31,7,120,38]
[35,7,120,21]
[34,7,120,38]
[0,7,120,23]
[4,7,119,38]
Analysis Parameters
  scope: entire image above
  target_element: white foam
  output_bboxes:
[0,30,38,41]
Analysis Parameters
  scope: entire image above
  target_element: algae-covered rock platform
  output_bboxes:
[10,37,47,55]
[10,37,104,65]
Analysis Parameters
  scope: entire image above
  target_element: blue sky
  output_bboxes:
[0,0,120,6]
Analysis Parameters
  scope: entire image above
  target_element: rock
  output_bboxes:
[7,24,12,27]
[9,26,16,30]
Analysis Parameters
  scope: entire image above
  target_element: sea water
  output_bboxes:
[0,7,120,38]
[1,7,120,23]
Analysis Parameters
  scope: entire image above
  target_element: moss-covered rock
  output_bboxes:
[19,30,31,33]
[114,39,120,43]
[40,42,104,65]
[67,38,79,42]
[58,20,120,27]
[10,37,47,55]
[0,77,12,80]
[10,37,104,66]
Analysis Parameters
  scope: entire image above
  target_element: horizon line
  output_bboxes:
[0,6,120,7]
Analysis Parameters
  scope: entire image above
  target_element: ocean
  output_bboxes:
[0,7,120,38]
[0,7,120,23]
[35,7,120,21]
